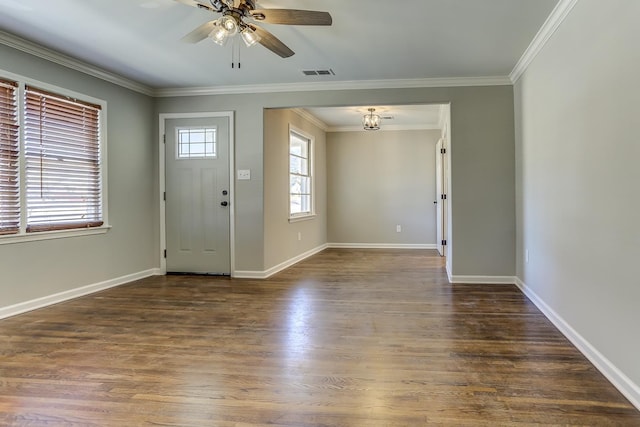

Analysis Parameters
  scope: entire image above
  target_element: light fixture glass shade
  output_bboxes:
[240,27,261,47]
[219,15,238,36]
[209,22,229,46]
[363,108,381,131]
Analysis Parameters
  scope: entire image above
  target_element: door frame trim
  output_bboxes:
[158,112,236,276]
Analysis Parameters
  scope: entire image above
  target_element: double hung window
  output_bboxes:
[0,72,106,242]
[289,127,314,219]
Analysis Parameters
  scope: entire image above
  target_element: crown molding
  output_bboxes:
[154,76,512,98]
[292,108,329,131]
[509,0,579,83]
[0,31,155,96]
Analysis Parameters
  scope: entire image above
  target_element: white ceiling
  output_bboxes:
[0,0,560,90]
[0,0,560,130]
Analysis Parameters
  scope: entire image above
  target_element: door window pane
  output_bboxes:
[177,128,217,158]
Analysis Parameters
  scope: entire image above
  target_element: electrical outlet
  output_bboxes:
[297,232,302,241]
[396,225,402,233]
[525,249,529,263]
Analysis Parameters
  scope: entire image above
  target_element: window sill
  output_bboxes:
[0,225,111,246]
[289,214,316,223]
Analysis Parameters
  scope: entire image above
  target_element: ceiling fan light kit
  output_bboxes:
[176,0,332,58]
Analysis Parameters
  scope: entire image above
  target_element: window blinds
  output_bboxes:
[0,79,19,235]
[24,85,103,232]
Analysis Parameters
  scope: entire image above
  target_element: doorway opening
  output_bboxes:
[269,104,451,261]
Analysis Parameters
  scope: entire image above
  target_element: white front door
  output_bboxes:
[165,117,230,274]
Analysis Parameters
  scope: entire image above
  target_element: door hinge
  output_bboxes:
[163,249,167,258]
[441,148,446,154]
[442,240,447,246]
[163,134,166,144]
[163,191,166,201]
[441,194,447,200]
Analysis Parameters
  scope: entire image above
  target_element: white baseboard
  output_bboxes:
[0,268,161,320]
[327,243,437,249]
[515,277,640,411]
[234,244,328,279]
[448,275,516,284]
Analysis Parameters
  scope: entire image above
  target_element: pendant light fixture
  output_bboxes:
[363,108,381,131]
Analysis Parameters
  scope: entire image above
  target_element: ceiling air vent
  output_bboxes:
[302,69,335,76]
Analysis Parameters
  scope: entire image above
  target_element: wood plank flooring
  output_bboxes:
[1,249,639,426]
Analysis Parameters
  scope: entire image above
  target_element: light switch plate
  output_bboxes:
[237,169,251,180]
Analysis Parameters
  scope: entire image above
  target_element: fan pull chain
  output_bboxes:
[231,37,241,69]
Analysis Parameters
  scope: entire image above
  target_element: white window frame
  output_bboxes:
[0,68,109,245]
[288,125,315,222]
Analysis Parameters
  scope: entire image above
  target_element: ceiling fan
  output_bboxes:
[174,0,332,58]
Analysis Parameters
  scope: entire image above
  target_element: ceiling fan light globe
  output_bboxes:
[241,27,261,47]
[209,24,229,46]
[219,15,238,36]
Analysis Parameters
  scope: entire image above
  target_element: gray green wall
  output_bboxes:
[156,85,515,276]
[515,0,640,392]
[327,129,439,245]
[0,44,156,307]
[263,108,327,270]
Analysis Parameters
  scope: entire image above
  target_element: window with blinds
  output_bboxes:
[24,85,103,232]
[0,79,20,235]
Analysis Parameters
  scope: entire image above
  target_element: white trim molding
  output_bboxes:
[328,243,437,250]
[515,277,640,411]
[509,0,579,83]
[0,269,161,320]
[448,275,516,285]
[292,108,329,131]
[0,31,154,96]
[234,244,328,279]
[155,76,512,98]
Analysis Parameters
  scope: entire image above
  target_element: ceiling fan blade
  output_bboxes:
[174,0,214,12]
[181,21,216,43]
[250,25,294,58]
[251,9,332,26]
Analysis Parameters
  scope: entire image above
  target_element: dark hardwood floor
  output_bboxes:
[1,249,639,426]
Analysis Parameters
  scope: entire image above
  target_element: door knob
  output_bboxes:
[221,201,228,207]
